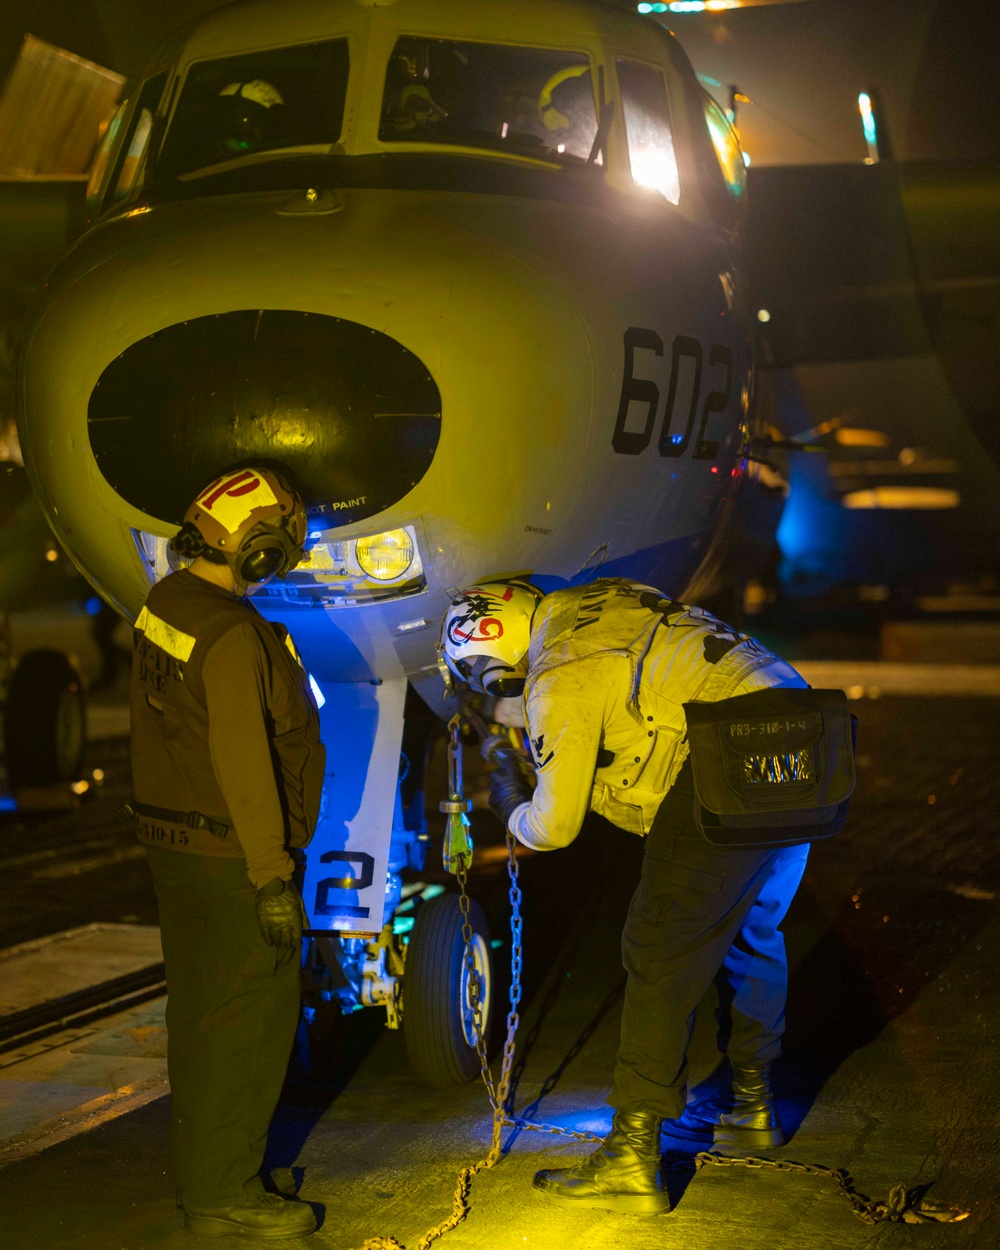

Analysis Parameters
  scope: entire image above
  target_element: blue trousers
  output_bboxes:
[609,762,809,1117]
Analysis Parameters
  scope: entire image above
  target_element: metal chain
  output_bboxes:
[455,866,496,1110]
[670,1152,968,1225]
[352,725,969,1248]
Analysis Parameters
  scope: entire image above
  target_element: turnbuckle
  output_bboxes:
[440,714,473,874]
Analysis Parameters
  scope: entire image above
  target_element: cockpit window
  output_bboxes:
[703,93,746,200]
[617,59,680,205]
[379,38,599,165]
[156,39,350,180]
[113,106,155,202]
[95,72,166,213]
[87,100,127,215]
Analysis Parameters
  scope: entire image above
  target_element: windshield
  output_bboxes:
[703,92,746,200]
[87,100,126,213]
[617,58,680,205]
[156,38,350,180]
[379,38,599,165]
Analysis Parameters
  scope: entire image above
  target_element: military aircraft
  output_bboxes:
[16,0,757,1082]
[743,99,1000,609]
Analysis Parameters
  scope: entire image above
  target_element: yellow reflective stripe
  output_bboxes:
[283,632,304,668]
[135,605,196,663]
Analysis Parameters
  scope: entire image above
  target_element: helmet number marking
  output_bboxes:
[196,469,278,533]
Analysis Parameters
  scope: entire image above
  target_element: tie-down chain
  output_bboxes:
[351,711,969,1249]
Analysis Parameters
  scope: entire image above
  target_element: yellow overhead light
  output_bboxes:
[834,427,890,448]
[355,529,415,581]
[842,487,960,510]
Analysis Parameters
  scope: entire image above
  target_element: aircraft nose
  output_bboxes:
[88,309,441,526]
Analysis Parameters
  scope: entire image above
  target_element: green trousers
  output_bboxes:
[145,846,300,1209]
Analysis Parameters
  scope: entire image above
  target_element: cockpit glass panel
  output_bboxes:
[617,59,680,205]
[379,38,598,165]
[703,93,746,199]
[87,100,126,213]
[101,72,166,211]
[156,39,350,180]
[112,108,154,203]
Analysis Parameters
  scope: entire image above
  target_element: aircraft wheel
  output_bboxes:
[4,650,86,790]
[403,893,494,1085]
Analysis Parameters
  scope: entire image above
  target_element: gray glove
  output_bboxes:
[482,732,534,827]
[489,763,533,828]
[255,877,308,947]
[480,732,521,768]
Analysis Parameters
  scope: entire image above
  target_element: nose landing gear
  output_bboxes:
[403,891,494,1085]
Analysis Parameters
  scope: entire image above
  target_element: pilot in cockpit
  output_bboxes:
[382,43,449,135]
[378,37,601,164]
[536,64,594,148]
[211,79,287,161]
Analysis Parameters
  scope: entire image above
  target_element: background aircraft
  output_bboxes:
[747,153,1000,610]
[667,0,1000,613]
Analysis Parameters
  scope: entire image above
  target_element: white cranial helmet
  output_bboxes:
[440,581,543,696]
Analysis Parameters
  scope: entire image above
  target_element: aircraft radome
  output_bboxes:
[16,0,757,1081]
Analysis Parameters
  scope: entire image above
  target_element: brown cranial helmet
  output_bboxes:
[182,467,307,584]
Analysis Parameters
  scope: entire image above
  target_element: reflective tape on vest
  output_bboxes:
[135,605,197,663]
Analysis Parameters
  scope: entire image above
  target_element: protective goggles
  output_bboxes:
[234,522,305,583]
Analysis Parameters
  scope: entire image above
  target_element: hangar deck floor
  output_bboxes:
[0,689,997,1250]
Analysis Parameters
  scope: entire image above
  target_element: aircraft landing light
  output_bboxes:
[355,529,415,582]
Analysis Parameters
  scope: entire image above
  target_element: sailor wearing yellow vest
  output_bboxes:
[130,466,323,1239]
[440,578,812,1214]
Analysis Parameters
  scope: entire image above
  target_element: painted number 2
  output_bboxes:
[612,327,734,459]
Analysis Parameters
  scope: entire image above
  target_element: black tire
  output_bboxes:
[4,650,86,790]
[403,893,494,1085]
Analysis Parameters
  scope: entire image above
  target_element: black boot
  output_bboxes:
[184,1192,317,1238]
[532,1109,670,1213]
[662,1062,784,1151]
